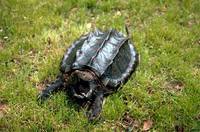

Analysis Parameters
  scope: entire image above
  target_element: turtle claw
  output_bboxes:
[87,92,104,121]
[87,104,102,121]
[87,110,100,121]
[37,93,49,104]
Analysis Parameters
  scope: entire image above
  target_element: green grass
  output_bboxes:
[0,0,200,131]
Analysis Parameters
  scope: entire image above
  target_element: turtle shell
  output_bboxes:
[60,29,139,89]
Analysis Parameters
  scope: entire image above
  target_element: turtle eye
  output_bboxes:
[82,73,86,77]
[78,50,82,56]
[76,50,82,57]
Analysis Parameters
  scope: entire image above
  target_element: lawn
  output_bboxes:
[0,0,200,131]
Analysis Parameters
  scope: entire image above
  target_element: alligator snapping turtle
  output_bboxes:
[37,28,139,120]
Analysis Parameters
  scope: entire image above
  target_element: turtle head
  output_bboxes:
[74,70,95,81]
[72,70,96,99]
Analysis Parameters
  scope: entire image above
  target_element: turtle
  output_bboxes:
[37,28,139,121]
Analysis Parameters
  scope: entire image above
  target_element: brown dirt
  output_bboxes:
[115,112,140,131]
[0,103,9,119]
[175,125,184,132]
[165,80,184,93]
[143,119,153,131]
[0,40,4,51]
[36,78,52,92]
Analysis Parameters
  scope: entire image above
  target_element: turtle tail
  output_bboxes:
[125,24,130,38]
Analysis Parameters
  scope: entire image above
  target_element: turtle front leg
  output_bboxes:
[87,91,104,121]
[37,75,64,103]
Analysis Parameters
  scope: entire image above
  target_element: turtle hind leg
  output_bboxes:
[37,76,64,103]
[87,91,104,121]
